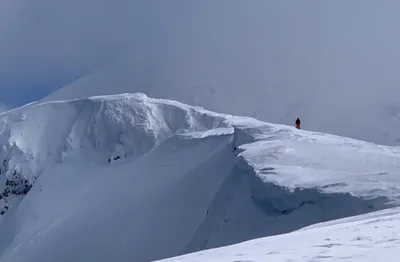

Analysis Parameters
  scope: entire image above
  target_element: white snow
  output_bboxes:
[0,93,399,262]
[237,125,400,202]
[40,57,400,147]
[157,207,400,262]
[3,1,400,147]
[42,59,400,147]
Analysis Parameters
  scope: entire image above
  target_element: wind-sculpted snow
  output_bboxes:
[0,93,399,262]
[0,93,228,219]
[180,124,398,253]
[235,125,400,204]
[0,93,228,177]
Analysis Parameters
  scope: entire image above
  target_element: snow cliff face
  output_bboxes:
[0,93,398,262]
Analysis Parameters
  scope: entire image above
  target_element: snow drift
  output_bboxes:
[0,93,399,262]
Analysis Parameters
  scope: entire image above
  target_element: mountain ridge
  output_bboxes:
[0,93,398,261]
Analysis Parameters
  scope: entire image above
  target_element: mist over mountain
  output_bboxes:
[2,1,400,145]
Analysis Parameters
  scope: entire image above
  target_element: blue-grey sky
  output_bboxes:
[0,0,137,108]
[1,0,400,114]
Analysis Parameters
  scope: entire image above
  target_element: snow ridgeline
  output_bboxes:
[183,124,397,254]
[0,93,398,261]
[0,93,228,218]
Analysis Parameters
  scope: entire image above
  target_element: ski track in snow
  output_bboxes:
[0,93,399,261]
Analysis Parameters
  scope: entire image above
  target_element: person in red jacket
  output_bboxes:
[295,118,301,129]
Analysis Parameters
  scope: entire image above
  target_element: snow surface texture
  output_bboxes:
[158,207,400,262]
[0,93,399,262]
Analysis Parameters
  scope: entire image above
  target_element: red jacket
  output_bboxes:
[295,119,301,129]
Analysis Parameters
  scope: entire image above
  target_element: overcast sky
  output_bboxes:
[1,0,400,112]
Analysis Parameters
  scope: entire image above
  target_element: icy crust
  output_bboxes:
[0,93,229,217]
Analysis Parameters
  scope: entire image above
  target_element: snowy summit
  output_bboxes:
[0,93,399,262]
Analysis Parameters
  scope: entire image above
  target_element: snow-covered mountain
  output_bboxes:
[0,93,399,262]
[41,56,400,147]
[33,0,400,147]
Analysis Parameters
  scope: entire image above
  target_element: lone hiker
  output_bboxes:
[295,118,301,129]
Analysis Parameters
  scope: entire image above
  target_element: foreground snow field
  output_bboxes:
[158,207,400,262]
[0,93,399,262]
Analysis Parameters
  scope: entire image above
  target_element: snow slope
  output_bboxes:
[0,93,399,262]
[158,207,400,262]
